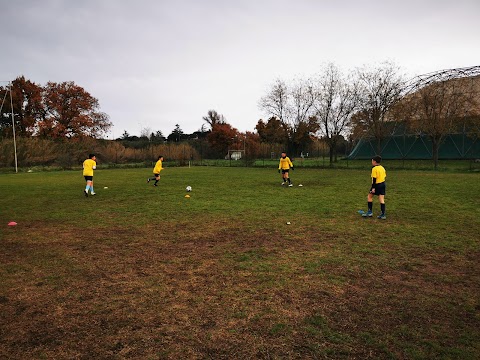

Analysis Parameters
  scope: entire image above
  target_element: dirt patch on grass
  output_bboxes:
[1,220,479,359]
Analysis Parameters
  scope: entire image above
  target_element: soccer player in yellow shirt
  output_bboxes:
[147,155,164,187]
[278,152,294,187]
[83,154,97,197]
[362,155,387,219]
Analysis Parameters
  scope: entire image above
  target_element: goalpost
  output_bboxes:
[0,81,18,173]
[227,149,246,167]
[227,149,245,160]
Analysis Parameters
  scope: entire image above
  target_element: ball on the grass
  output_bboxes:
[186,186,192,192]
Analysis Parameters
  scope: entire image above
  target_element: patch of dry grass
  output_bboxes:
[1,217,479,359]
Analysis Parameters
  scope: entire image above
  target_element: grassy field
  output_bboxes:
[3,158,480,174]
[1,166,479,359]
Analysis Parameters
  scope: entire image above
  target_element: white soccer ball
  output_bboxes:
[186,186,192,192]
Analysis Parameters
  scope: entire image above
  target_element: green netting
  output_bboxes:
[348,133,480,159]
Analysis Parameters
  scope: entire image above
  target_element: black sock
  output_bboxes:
[381,203,385,214]
[154,180,159,185]
[288,178,291,183]
[368,202,373,212]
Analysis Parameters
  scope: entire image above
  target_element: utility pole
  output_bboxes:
[10,82,18,173]
[1,81,18,172]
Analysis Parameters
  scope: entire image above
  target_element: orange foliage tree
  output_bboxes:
[255,117,288,145]
[38,81,111,138]
[12,76,43,136]
[206,123,239,158]
[244,131,261,160]
[1,76,43,137]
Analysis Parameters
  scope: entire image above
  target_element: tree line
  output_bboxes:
[0,76,110,139]
[258,62,480,168]
[2,63,479,169]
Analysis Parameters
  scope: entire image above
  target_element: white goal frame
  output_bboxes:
[227,149,245,160]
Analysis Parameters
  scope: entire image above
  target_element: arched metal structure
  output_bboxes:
[348,65,480,160]
[403,65,480,95]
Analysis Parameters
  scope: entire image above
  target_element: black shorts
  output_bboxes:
[372,182,386,196]
[281,169,289,174]
[153,173,160,177]
[84,176,93,181]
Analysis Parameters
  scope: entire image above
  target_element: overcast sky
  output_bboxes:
[3,0,480,138]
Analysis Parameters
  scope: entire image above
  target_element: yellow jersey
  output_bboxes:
[83,159,96,176]
[153,159,163,174]
[371,165,386,184]
[278,156,293,170]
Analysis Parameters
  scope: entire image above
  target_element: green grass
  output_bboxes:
[191,158,480,172]
[1,166,479,359]
[2,158,480,174]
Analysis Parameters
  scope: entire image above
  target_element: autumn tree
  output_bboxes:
[353,62,405,154]
[0,85,11,137]
[255,117,288,145]
[0,76,43,137]
[206,123,239,158]
[244,131,261,160]
[38,81,111,138]
[315,63,358,164]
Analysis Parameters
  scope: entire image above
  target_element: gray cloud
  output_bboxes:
[3,0,480,137]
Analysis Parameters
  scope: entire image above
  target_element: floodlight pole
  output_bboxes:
[9,82,18,173]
